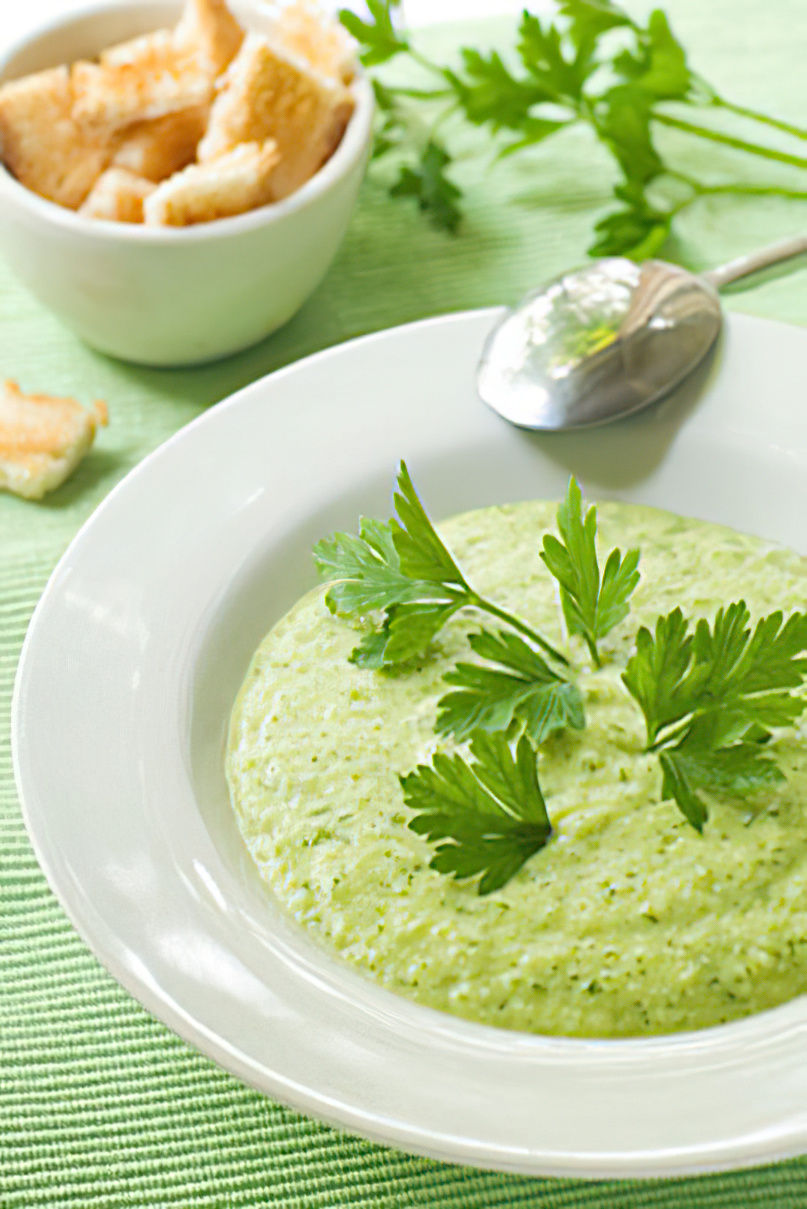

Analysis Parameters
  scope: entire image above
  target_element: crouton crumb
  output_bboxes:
[0,381,108,500]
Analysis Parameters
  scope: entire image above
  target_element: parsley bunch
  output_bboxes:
[340,0,807,257]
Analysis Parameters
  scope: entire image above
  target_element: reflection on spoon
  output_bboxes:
[477,234,807,431]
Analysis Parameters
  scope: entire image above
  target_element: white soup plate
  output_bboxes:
[12,308,807,1178]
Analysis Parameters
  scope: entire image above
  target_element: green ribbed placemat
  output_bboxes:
[3,3,807,1205]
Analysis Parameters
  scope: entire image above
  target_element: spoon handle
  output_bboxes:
[702,234,807,289]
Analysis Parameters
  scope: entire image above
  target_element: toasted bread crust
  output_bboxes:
[274,1,357,83]
[72,35,213,132]
[176,0,245,75]
[143,138,280,225]
[0,380,108,500]
[0,66,111,207]
[79,167,155,222]
[112,105,208,180]
[197,34,354,198]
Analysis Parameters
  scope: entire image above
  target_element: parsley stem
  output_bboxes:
[584,634,602,670]
[697,183,807,202]
[409,45,452,82]
[653,113,807,171]
[467,593,570,667]
[390,85,454,100]
[712,97,807,142]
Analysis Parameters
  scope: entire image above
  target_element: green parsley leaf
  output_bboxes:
[659,741,784,832]
[621,606,696,747]
[447,48,556,131]
[625,603,807,750]
[589,183,672,259]
[558,0,635,48]
[390,460,467,585]
[540,477,640,665]
[313,516,440,616]
[517,12,594,103]
[338,1,408,67]
[350,600,462,668]
[316,463,570,670]
[612,10,692,103]
[623,603,807,828]
[389,141,463,234]
[400,731,552,894]
[437,629,585,744]
[594,90,663,185]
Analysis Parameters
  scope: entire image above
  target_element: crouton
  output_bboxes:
[72,35,213,132]
[100,27,177,68]
[0,380,108,500]
[274,1,357,84]
[176,0,245,75]
[197,34,353,198]
[143,138,280,225]
[112,105,208,180]
[0,66,111,208]
[78,167,155,222]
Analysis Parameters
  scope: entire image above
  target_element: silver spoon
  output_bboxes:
[477,234,807,430]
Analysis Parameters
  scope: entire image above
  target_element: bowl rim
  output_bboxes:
[0,0,375,243]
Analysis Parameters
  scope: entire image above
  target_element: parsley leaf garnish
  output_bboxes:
[314,462,569,670]
[658,741,785,832]
[437,628,585,745]
[400,731,552,894]
[540,478,640,666]
[623,603,807,830]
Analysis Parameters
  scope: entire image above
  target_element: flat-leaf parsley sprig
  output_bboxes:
[341,0,807,257]
[540,477,640,667]
[400,730,552,895]
[314,461,569,670]
[622,603,807,831]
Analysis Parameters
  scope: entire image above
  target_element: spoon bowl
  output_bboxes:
[478,236,807,431]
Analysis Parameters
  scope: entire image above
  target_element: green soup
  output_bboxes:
[226,501,807,1038]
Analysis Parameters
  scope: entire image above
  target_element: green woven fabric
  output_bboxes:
[3,3,807,1205]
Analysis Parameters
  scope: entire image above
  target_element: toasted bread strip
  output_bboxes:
[78,167,155,222]
[274,1,357,83]
[197,34,353,198]
[0,66,111,207]
[72,34,213,132]
[112,105,208,180]
[0,381,108,500]
[143,138,280,225]
[176,0,245,75]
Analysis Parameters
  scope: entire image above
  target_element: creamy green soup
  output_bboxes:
[226,502,807,1038]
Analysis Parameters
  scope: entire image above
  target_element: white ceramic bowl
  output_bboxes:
[0,1,374,366]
